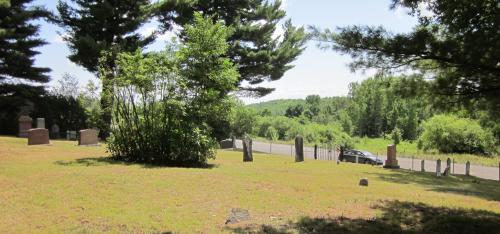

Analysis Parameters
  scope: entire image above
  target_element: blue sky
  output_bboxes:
[32,0,418,104]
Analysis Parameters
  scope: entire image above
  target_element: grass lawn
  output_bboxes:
[1,136,499,233]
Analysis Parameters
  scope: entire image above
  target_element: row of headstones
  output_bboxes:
[18,116,99,146]
[235,136,481,179]
[421,158,473,177]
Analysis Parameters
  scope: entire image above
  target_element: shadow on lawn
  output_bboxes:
[228,200,500,234]
[369,170,500,201]
[54,157,218,169]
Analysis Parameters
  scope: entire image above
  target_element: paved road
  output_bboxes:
[235,140,500,181]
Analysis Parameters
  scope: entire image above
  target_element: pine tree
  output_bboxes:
[0,0,51,85]
[156,0,307,96]
[56,0,155,137]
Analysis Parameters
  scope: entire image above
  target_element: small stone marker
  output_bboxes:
[444,158,452,176]
[242,137,253,162]
[18,115,32,138]
[36,118,45,129]
[231,136,236,149]
[225,208,250,224]
[436,159,442,177]
[66,130,77,140]
[359,178,368,186]
[295,135,304,162]
[421,160,425,172]
[465,161,470,176]
[79,129,99,145]
[28,128,49,145]
[50,124,60,139]
[383,144,399,169]
[220,139,233,149]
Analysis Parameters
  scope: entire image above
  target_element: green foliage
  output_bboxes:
[418,115,496,155]
[57,0,155,137]
[32,95,88,134]
[264,126,279,141]
[231,105,258,137]
[348,75,431,140]
[312,0,500,112]
[106,14,238,166]
[0,0,51,84]
[285,104,304,118]
[391,127,402,145]
[156,0,307,96]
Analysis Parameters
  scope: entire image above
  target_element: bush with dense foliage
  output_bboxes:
[418,115,496,155]
[106,14,238,166]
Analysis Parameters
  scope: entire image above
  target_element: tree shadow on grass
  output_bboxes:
[368,170,500,201]
[228,200,500,234]
[54,157,218,169]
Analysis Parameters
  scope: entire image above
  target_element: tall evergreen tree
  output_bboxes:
[156,0,307,96]
[56,0,155,137]
[0,0,51,85]
[0,0,51,134]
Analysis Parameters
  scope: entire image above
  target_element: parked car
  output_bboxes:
[340,149,383,165]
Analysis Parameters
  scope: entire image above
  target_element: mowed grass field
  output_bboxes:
[0,136,499,233]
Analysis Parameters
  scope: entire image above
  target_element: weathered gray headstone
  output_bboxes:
[242,137,253,162]
[66,130,77,140]
[359,178,369,186]
[79,129,99,145]
[225,208,250,224]
[36,118,45,129]
[436,159,442,177]
[444,158,452,176]
[295,135,304,162]
[421,160,425,172]
[465,161,470,176]
[231,135,236,149]
[18,115,32,138]
[50,124,60,139]
[220,139,233,149]
[28,128,49,145]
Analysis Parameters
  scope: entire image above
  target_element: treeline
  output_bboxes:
[242,74,499,155]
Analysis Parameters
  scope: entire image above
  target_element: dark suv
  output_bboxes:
[340,149,383,165]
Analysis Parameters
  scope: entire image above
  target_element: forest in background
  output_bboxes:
[238,74,499,156]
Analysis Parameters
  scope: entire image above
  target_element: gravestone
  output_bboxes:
[436,159,442,177]
[359,178,369,186]
[50,124,60,139]
[28,128,49,145]
[242,137,253,162]
[220,139,233,149]
[18,115,32,138]
[465,161,470,176]
[36,118,45,129]
[225,208,250,224]
[79,129,99,145]
[66,130,77,140]
[295,135,304,162]
[444,158,452,176]
[231,136,237,149]
[383,144,399,169]
[421,160,425,172]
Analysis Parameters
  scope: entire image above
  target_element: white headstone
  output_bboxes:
[36,118,45,129]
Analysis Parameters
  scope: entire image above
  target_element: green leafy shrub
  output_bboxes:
[106,14,238,166]
[418,115,496,155]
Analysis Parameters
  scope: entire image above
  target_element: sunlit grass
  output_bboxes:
[0,136,499,233]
